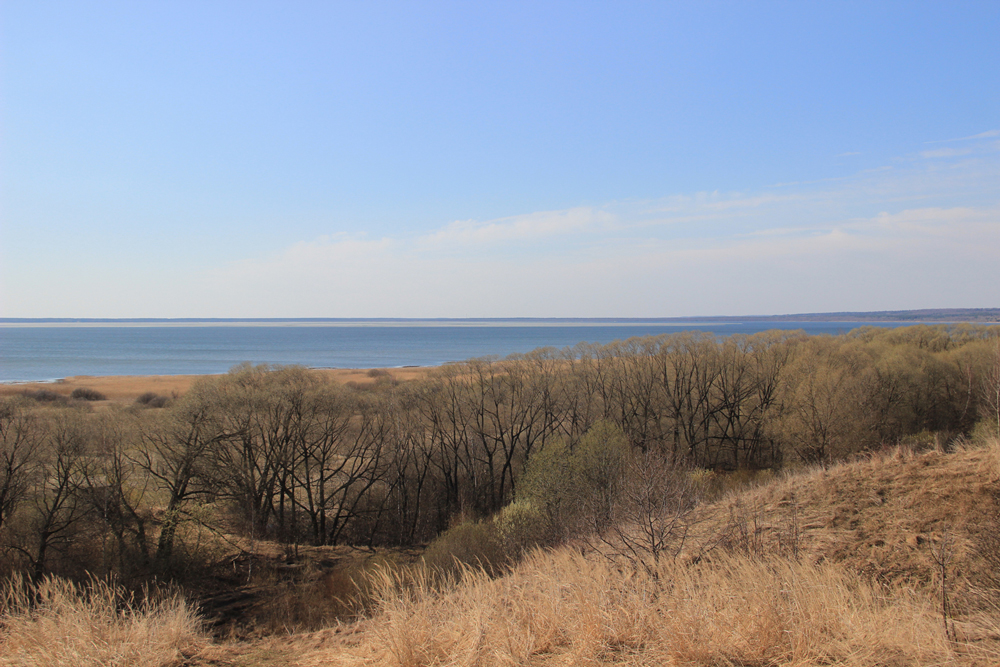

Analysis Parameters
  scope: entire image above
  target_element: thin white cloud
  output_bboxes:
[10,139,997,318]
[419,206,613,248]
[639,191,811,223]
[920,147,974,159]
[192,195,1000,318]
[925,129,1000,143]
[700,193,806,211]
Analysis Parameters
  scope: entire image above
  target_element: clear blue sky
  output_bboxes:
[2,1,998,317]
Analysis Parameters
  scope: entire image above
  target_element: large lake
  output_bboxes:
[0,320,923,382]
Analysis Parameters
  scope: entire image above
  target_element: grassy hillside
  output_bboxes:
[9,437,997,666]
[318,439,1000,667]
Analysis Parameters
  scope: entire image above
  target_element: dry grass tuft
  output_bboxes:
[0,575,205,667]
[326,548,995,667]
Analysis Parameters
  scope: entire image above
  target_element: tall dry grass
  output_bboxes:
[335,548,1000,667]
[0,575,204,667]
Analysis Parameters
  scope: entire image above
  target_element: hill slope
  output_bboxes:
[233,440,1000,667]
[696,440,1000,589]
[8,439,999,666]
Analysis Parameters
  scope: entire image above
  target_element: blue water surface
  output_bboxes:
[0,321,915,382]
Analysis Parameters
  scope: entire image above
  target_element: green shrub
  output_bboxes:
[493,499,549,556]
[971,418,1000,446]
[422,519,503,576]
[518,421,630,539]
[423,501,552,577]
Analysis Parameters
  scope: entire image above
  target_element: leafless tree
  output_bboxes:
[24,412,91,579]
[596,450,701,573]
[0,399,42,534]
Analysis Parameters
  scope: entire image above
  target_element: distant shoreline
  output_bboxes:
[0,367,434,401]
[3,308,999,326]
[3,317,997,385]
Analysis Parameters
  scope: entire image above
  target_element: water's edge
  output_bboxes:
[0,320,973,383]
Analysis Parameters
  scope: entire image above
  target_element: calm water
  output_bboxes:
[0,320,914,382]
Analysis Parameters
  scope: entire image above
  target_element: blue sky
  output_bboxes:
[2,1,998,317]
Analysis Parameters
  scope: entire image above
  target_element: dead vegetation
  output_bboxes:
[4,437,1000,666]
[0,575,204,667]
[4,325,1000,665]
[319,438,1000,667]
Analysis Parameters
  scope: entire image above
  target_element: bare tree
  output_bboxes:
[655,332,723,466]
[208,365,305,537]
[982,342,1000,439]
[83,409,155,576]
[132,387,226,569]
[24,412,91,579]
[596,450,701,573]
[0,399,42,534]
[285,385,387,545]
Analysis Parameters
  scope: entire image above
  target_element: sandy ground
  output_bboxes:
[0,367,434,403]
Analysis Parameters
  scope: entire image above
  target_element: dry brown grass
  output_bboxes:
[0,575,205,667]
[284,438,1000,667]
[684,438,1000,593]
[0,368,433,406]
[5,434,999,666]
[306,549,995,667]
[215,545,421,637]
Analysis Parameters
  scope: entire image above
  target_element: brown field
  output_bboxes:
[0,367,435,403]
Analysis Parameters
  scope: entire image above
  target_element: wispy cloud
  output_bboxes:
[920,146,974,159]
[925,129,1000,143]
[31,136,993,318]
[419,207,614,248]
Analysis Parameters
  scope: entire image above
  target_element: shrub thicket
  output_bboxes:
[70,388,106,401]
[134,392,169,408]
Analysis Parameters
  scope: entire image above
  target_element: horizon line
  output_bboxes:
[2,308,999,326]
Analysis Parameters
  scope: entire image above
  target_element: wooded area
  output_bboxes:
[2,324,999,582]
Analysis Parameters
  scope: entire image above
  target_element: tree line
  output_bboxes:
[1,324,999,581]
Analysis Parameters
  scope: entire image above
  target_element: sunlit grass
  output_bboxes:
[0,575,205,667]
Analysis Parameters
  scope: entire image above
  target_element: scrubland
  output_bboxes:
[2,324,1000,665]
